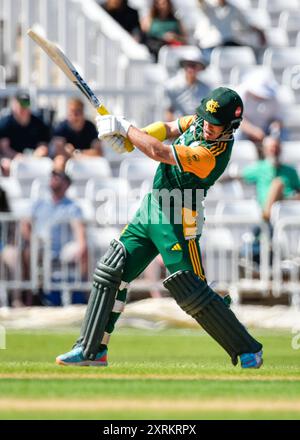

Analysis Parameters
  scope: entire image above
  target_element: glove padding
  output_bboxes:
[96,115,132,139]
[102,135,128,154]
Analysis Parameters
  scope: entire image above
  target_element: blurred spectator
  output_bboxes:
[236,70,284,156]
[194,0,266,58]
[101,0,142,42]
[242,137,300,222]
[0,92,51,175]
[23,170,88,305]
[51,98,103,171]
[141,0,187,61]
[164,48,211,121]
[2,171,88,306]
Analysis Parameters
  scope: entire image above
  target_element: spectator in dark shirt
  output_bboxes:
[51,98,103,171]
[102,0,142,41]
[0,92,51,174]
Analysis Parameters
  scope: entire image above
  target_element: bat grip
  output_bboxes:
[96,105,134,153]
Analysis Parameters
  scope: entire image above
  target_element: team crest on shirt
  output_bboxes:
[206,99,220,113]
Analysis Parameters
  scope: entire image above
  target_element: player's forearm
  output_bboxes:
[127,126,175,164]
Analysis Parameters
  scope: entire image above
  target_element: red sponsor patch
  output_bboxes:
[235,106,242,117]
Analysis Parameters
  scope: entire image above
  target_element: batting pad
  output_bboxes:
[79,239,126,360]
[164,271,262,365]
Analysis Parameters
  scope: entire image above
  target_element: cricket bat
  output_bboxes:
[27,28,134,152]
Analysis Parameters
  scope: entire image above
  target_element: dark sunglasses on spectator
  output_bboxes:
[51,171,71,184]
[182,61,203,69]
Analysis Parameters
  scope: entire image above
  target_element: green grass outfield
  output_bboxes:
[0,329,300,420]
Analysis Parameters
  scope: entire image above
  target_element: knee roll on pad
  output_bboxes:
[163,271,262,365]
[79,239,126,360]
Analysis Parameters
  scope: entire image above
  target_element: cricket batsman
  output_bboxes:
[56,87,263,369]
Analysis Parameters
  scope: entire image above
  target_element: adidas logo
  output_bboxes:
[171,243,182,251]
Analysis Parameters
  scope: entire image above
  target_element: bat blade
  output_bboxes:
[27,28,134,151]
[27,29,102,109]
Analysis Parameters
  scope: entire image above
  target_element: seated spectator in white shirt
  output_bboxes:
[194,0,265,57]
[164,48,212,121]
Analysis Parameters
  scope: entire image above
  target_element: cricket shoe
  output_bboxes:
[55,346,108,367]
[240,350,263,369]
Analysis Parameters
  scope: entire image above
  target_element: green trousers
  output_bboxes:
[120,192,205,282]
[104,193,206,338]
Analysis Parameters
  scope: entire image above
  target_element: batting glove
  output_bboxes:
[96,115,132,139]
[102,135,128,154]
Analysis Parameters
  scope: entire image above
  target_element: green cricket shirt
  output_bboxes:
[242,159,300,207]
[152,115,234,209]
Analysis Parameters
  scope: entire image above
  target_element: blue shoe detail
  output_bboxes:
[56,346,108,367]
[240,350,263,369]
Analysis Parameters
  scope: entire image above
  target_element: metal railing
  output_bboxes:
[0,214,122,306]
[0,213,276,307]
[272,218,300,306]
[202,218,271,303]
[0,214,38,305]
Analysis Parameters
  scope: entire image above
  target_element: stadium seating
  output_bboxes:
[280,141,300,164]
[265,27,289,47]
[270,200,300,224]
[263,48,300,82]
[73,199,95,223]
[65,158,112,197]
[281,105,300,140]
[278,9,300,45]
[230,140,258,162]
[281,65,300,103]
[206,180,245,202]
[246,8,271,29]
[0,177,22,200]
[259,0,299,26]
[215,200,262,221]
[210,47,256,83]
[9,157,53,198]
[270,200,300,304]
[85,177,131,201]
[87,226,121,258]
[119,157,158,188]
[9,198,33,218]
[229,65,274,86]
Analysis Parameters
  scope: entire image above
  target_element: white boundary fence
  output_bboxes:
[272,218,300,306]
[0,214,122,306]
[2,214,293,308]
[202,218,271,303]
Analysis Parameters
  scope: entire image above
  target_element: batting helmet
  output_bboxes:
[196,87,243,129]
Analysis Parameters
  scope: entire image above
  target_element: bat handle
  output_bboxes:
[96,105,134,153]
